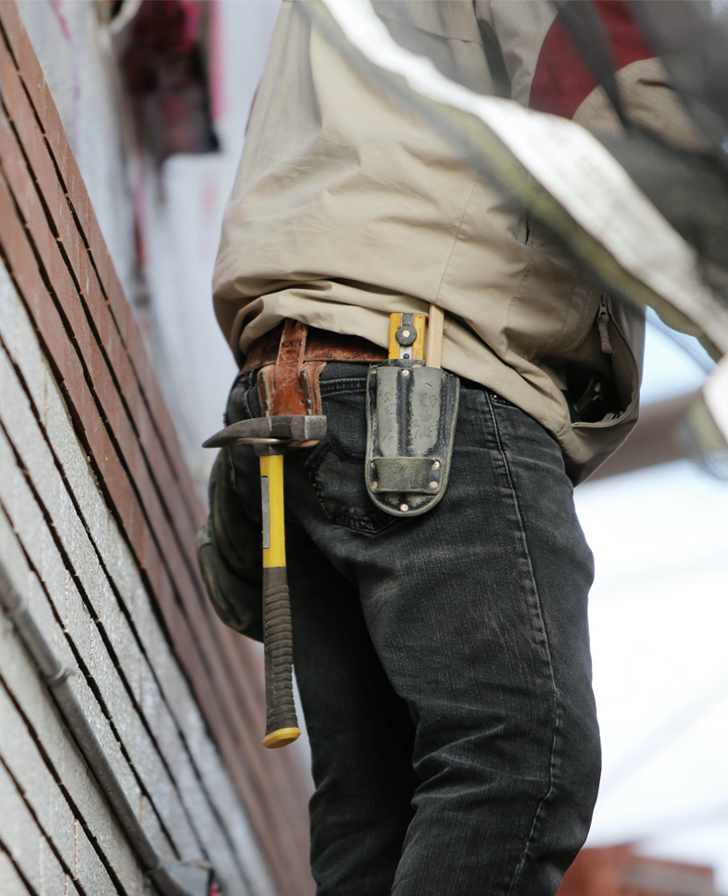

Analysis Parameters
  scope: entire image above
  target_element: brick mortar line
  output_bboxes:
[0,145,275,768]
[0,209,303,891]
[0,837,53,896]
[0,747,93,896]
[0,11,205,551]
[0,78,204,604]
[0,329,256,890]
[0,158,254,742]
[0,478,184,868]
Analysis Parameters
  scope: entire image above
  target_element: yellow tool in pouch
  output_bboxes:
[388,312,426,361]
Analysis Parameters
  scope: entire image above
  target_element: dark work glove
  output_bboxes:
[196,449,263,641]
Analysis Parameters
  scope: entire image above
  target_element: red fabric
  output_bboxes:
[120,0,217,161]
[529,0,653,119]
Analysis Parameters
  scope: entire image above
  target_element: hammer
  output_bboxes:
[204,414,327,748]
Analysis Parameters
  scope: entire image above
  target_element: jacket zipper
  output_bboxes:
[597,295,613,355]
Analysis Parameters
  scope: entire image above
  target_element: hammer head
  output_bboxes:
[203,415,327,449]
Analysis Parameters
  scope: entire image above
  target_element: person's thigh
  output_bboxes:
[287,532,419,896]
[353,383,600,896]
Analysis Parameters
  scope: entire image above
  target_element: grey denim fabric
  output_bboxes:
[227,361,600,896]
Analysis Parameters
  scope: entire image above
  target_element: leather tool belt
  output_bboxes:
[243,320,387,428]
[240,318,459,518]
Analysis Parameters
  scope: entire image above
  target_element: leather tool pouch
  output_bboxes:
[366,360,460,517]
[257,319,325,429]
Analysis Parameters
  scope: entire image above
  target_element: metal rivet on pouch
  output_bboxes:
[372,481,378,489]
[432,461,440,469]
[429,481,438,489]
[400,503,409,512]
[401,369,410,377]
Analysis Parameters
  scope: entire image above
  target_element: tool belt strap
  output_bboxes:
[243,322,387,371]
[248,320,387,421]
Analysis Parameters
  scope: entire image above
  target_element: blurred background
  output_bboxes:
[17,0,728,892]
[575,318,728,892]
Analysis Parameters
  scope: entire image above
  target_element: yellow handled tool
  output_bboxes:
[388,306,443,365]
[258,452,299,748]
[389,312,426,360]
[203,414,327,748]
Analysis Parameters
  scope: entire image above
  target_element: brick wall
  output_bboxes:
[558,845,718,896]
[0,3,312,894]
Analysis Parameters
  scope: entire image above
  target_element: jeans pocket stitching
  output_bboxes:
[304,438,397,535]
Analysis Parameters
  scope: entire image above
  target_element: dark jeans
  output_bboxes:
[227,362,600,896]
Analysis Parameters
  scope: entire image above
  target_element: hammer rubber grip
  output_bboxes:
[262,566,300,748]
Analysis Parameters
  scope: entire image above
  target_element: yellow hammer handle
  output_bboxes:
[259,454,300,749]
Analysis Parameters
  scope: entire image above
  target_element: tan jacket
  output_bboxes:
[214,1,702,483]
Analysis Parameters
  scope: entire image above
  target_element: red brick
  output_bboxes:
[106,277,138,362]
[46,250,87,339]
[58,216,84,281]
[0,47,38,154]
[67,173,91,246]
[0,4,43,113]
[0,108,24,183]
[1,37,203,538]
[116,348,138,403]
[0,7,24,70]
[83,199,108,264]
[0,53,58,215]
[60,149,85,214]
[75,242,92,300]
[87,238,109,297]
[142,539,168,605]
[0,167,40,275]
[41,85,72,179]
[100,320,120,373]
[79,264,112,339]
[126,381,151,446]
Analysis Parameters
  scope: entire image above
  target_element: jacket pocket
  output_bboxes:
[571,296,640,430]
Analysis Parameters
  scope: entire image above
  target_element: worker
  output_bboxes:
[204,3,705,893]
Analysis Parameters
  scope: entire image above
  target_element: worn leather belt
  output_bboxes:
[242,320,387,430]
[242,322,387,372]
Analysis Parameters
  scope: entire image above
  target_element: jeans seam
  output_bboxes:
[482,393,561,896]
[506,705,564,896]
[319,378,368,396]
